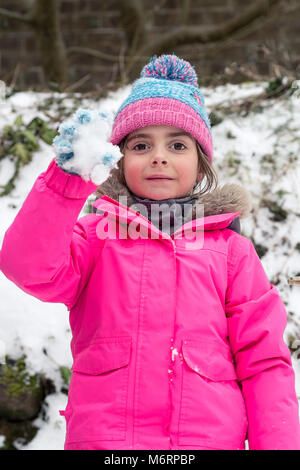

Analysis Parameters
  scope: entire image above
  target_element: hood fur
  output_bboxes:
[94,168,252,219]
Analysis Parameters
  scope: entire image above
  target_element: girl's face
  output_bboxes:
[123,125,202,200]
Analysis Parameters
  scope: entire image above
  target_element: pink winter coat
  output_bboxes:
[1,158,300,450]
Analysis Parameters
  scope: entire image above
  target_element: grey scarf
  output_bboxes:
[130,192,198,235]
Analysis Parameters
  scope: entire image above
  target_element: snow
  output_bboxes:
[171,348,179,362]
[14,394,68,451]
[53,108,122,184]
[0,80,300,449]
[203,81,266,108]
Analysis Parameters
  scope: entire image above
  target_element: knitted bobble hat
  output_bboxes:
[109,53,213,162]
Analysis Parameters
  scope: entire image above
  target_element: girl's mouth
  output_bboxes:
[146,175,174,180]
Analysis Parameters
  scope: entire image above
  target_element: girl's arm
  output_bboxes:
[0,159,99,309]
[0,109,122,310]
[226,234,300,450]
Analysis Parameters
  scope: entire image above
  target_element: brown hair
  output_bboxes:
[116,136,218,197]
[193,142,218,196]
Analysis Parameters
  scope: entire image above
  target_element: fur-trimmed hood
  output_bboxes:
[93,168,252,220]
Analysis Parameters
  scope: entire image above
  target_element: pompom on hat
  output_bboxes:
[109,53,213,162]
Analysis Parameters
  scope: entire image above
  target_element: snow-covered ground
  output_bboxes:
[0,80,300,449]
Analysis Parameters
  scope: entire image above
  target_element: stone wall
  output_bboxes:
[0,0,299,91]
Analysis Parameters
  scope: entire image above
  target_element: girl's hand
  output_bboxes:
[52,108,122,185]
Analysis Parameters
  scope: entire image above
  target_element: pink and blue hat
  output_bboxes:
[109,53,213,162]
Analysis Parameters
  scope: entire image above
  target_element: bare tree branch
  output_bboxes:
[125,0,282,77]
[195,1,284,68]
[143,0,280,54]
[64,0,282,84]
[62,74,91,93]
[67,47,120,62]
[0,7,33,24]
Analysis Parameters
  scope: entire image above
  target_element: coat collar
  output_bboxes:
[92,168,252,236]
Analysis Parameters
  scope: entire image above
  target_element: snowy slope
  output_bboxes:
[0,82,299,449]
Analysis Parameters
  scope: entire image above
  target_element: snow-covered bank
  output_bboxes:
[0,81,299,449]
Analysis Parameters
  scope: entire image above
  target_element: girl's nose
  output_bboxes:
[150,155,168,166]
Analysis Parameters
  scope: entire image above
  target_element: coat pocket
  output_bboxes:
[71,336,132,375]
[62,336,132,444]
[178,339,248,449]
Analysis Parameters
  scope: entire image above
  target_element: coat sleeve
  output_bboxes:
[0,158,99,310]
[225,233,300,450]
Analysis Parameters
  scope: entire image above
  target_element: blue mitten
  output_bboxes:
[52,108,123,185]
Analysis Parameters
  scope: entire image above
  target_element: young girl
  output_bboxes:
[1,54,300,451]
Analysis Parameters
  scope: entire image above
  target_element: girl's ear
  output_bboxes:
[196,171,204,183]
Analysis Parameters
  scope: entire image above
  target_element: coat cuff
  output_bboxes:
[43,158,98,199]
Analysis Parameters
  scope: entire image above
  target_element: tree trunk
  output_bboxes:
[30,0,68,89]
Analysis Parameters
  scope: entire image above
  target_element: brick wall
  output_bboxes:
[0,0,299,91]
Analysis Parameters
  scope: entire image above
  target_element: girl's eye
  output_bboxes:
[132,143,148,151]
[131,142,187,152]
[172,142,186,151]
